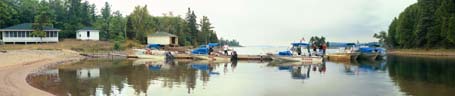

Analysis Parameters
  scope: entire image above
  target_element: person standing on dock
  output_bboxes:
[322,43,327,56]
[223,45,229,55]
[296,46,302,55]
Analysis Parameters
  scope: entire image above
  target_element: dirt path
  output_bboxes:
[0,50,82,96]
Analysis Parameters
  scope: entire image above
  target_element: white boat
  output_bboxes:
[270,55,323,63]
[193,55,230,61]
[133,49,166,60]
[136,54,166,60]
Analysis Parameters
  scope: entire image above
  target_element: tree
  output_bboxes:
[373,31,388,47]
[0,0,19,28]
[386,0,455,49]
[127,6,154,44]
[101,2,112,40]
[109,11,126,41]
[32,1,53,43]
[186,8,199,46]
[199,16,218,44]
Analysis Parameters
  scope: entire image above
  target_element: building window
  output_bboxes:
[5,32,9,37]
[87,31,90,37]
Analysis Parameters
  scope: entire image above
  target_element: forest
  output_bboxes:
[375,0,455,49]
[0,0,240,46]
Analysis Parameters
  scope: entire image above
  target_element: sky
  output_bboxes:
[85,0,416,46]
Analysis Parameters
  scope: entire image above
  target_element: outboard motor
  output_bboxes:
[231,51,238,61]
[165,51,174,62]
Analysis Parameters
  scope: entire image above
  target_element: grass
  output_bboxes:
[0,39,118,53]
[388,48,455,56]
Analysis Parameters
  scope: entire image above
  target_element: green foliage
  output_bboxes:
[126,6,154,44]
[31,30,46,38]
[386,0,455,49]
[2,0,228,46]
[373,31,388,47]
[113,41,121,50]
[100,2,112,40]
[0,0,19,28]
[309,36,326,47]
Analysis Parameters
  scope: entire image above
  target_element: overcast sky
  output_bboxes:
[85,0,416,46]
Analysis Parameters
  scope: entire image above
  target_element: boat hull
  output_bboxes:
[193,55,231,61]
[136,54,166,60]
[270,55,323,63]
[358,53,379,60]
[327,53,360,61]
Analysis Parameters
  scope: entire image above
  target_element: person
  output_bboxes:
[296,46,302,55]
[208,47,214,55]
[312,44,317,56]
[230,50,238,61]
[322,43,327,56]
[223,45,229,55]
[307,45,311,56]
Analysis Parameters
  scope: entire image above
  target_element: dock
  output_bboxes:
[127,54,272,61]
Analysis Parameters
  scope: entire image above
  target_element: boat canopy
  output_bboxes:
[278,50,292,56]
[192,43,219,55]
[291,43,309,47]
[191,48,209,54]
[346,43,356,46]
[147,44,161,49]
[359,47,374,53]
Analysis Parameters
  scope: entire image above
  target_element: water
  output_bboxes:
[27,47,455,96]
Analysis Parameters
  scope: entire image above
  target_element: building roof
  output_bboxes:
[0,23,59,31]
[149,32,177,37]
[78,27,98,31]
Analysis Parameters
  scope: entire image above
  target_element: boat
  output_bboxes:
[327,43,360,61]
[268,42,324,63]
[191,43,231,61]
[372,45,386,60]
[193,54,231,61]
[136,54,166,60]
[358,47,379,60]
[327,53,360,61]
[269,55,323,63]
[133,49,167,60]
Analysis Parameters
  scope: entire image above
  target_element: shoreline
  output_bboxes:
[387,49,455,57]
[0,50,84,96]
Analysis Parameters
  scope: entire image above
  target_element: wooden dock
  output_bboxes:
[127,54,272,61]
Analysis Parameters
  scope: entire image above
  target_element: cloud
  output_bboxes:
[86,0,416,46]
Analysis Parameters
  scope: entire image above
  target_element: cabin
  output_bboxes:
[76,27,99,41]
[0,23,60,44]
[147,32,178,46]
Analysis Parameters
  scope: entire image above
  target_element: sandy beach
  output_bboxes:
[0,50,83,96]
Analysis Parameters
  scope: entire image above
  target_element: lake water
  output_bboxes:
[27,47,455,96]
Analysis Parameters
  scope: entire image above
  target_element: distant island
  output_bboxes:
[219,38,242,47]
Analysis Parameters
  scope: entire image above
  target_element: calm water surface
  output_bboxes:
[28,47,455,96]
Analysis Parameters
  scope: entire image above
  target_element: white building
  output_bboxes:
[76,68,100,80]
[147,32,178,46]
[0,23,60,44]
[76,27,99,41]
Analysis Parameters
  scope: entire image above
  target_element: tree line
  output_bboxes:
[375,0,455,49]
[219,38,241,46]
[0,0,240,46]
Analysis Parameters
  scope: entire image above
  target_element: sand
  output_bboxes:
[0,50,82,96]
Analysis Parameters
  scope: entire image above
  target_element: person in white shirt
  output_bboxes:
[223,45,229,55]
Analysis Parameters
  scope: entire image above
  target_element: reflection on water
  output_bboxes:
[28,55,455,96]
[387,55,455,96]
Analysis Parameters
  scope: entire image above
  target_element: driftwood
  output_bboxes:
[0,50,7,53]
